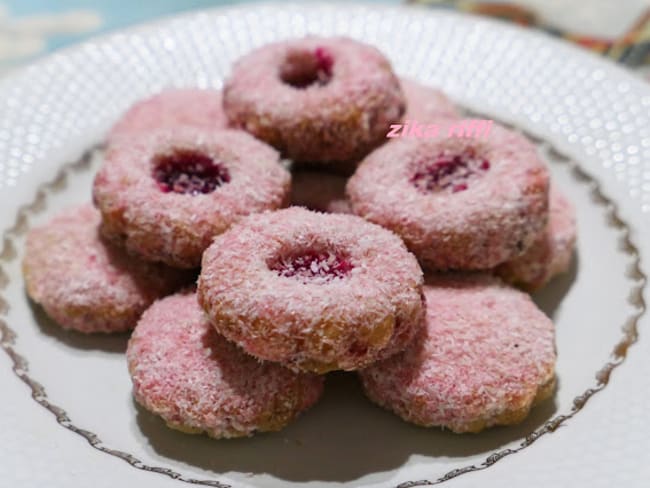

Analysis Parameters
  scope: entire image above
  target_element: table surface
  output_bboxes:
[1,1,400,72]
[2,0,650,69]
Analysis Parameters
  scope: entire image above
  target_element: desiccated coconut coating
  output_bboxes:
[22,204,192,333]
[288,80,458,177]
[290,169,351,214]
[127,290,324,438]
[347,122,550,270]
[400,78,460,121]
[107,88,228,143]
[223,36,405,166]
[93,127,291,268]
[198,207,425,374]
[359,273,556,433]
[496,186,577,291]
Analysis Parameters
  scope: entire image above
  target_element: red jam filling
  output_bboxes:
[410,149,490,194]
[280,47,334,88]
[152,149,230,195]
[270,250,353,283]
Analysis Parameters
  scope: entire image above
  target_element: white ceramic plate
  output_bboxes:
[1,3,649,488]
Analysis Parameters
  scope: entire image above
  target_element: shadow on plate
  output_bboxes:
[27,292,129,354]
[134,372,558,483]
[532,250,579,319]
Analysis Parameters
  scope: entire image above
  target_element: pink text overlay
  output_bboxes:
[386,119,493,139]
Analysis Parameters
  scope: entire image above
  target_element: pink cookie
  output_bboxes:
[198,207,424,374]
[108,89,227,143]
[224,36,405,165]
[496,186,577,290]
[400,78,459,121]
[22,204,191,333]
[128,290,324,438]
[93,127,291,268]
[359,273,556,433]
[290,169,351,214]
[347,123,550,270]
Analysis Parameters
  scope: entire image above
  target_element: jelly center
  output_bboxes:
[152,149,230,195]
[270,250,353,283]
[410,149,490,194]
[280,47,334,88]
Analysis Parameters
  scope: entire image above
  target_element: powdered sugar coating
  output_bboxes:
[107,89,228,143]
[198,207,425,374]
[93,127,291,268]
[224,36,405,165]
[347,122,550,270]
[22,204,191,333]
[400,78,460,121]
[290,169,351,214]
[496,186,577,290]
[127,290,323,438]
[359,273,556,433]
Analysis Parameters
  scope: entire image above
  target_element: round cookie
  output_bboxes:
[108,88,228,143]
[496,186,577,291]
[347,122,550,270]
[224,36,405,165]
[22,204,191,333]
[198,207,425,374]
[93,127,291,268]
[127,290,324,438]
[359,273,556,433]
[290,169,351,214]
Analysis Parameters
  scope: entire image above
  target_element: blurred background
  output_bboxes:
[1,0,649,76]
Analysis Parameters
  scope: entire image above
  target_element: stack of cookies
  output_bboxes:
[23,36,575,437]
